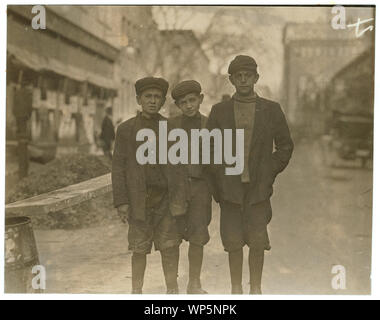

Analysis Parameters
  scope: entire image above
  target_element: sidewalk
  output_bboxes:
[33,141,373,295]
[35,223,133,294]
[34,202,230,294]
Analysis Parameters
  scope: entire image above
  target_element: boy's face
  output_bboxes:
[176,92,204,117]
[137,88,166,116]
[229,70,259,96]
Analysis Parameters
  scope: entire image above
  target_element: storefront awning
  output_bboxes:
[7,43,117,90]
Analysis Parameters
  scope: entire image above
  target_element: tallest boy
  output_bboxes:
[207,55,294,294]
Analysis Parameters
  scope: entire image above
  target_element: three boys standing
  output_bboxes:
[111,55,294,295]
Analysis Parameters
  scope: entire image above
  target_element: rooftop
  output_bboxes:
[283,22,367,43]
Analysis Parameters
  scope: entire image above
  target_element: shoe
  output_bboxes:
[250,287,262,295]
[231,285,243,295]
[187,278,208,294]
[187,285,208,294]
[131,288,143,294]
[167,287,179,294]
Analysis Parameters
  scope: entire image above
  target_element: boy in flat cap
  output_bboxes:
[207,55,294,294]
[168,80,212,294]
[112,76,182,294]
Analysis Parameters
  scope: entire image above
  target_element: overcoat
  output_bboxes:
[206,95,294,205]
[112,112,168,221]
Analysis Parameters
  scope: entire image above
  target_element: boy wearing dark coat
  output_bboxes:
[112,77,182,294]
[207,56,294,294]
[168,80,212,294]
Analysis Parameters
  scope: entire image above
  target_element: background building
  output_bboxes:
[97,6,161,121]
[282,21,374,136]
[7,5,119,156]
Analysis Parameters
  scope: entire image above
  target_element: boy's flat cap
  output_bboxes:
[171,80,202,101]
[228,55,258,75]
[135,77,169,96]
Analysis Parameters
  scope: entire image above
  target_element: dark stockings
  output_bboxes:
[228,247,265,294]
[228,248,243,294]
[161,246,180,292]
[249,248,264,294]
[132,252,147,293]
[188,244,204,288]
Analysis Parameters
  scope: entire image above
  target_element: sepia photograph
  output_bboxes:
[2,3,376,298]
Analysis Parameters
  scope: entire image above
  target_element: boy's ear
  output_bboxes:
[199,94,204,104]
[229,75,235,85]
[136,95,141,106]
[254,73,260,84]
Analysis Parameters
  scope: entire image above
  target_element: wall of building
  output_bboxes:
[282,22,373,128]
[7,6,119,156]
[99,6,160,122]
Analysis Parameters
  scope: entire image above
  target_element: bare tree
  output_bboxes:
[131,7,268,98]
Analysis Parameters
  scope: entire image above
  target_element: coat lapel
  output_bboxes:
[227,99,237,129]
[133,113,146,186]
[200,114,208,129]
[251,96,269,149]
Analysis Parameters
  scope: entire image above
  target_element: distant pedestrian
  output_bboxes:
[100,107,115,159]
[13,84,33,178]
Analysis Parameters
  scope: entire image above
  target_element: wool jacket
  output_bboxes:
[112,112,168,221]
[206,95,294,205]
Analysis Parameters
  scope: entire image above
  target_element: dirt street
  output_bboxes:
[35,141,373,294]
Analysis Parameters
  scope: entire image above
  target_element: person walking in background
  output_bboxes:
[100,107,115,159]
[207,55,294,294]
[168,80,212,294]
[112,77,182,294]
[13,84,33,178]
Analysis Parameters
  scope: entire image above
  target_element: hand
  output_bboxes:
[117,204,129,224]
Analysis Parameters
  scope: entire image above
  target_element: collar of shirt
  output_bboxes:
[232,91,257,104]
